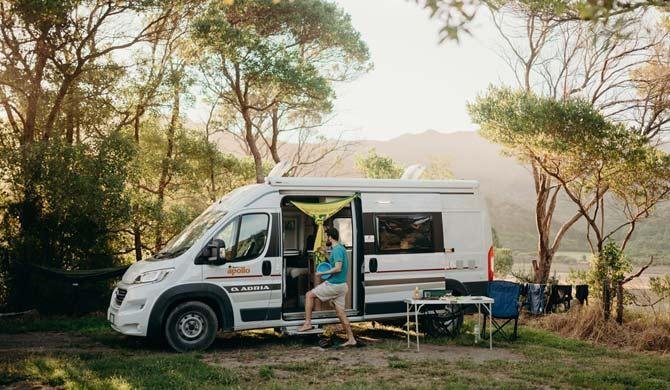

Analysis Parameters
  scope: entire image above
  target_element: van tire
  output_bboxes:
[164,301,218,352]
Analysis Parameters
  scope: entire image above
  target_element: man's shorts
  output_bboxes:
[312,281,348,308]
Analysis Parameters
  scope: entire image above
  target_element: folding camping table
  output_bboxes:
[404,296,494,351]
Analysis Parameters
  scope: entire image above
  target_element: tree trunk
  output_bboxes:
[23,31,49,145]
[532,166,556,284]
[269,107,281,163]
[615,281,624,325]
[155,84,180,250]
[65,101,75,144]
[133,221,143,261]
[603,280,611,321]
[242,108,265,183]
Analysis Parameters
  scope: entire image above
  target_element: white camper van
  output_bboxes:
[107,177,494,352]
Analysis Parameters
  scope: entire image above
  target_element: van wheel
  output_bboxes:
[165,301,218,352]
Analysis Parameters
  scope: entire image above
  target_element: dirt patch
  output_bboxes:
[204,337,522,369]
[0,332,113,355]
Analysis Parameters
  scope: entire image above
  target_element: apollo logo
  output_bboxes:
[229,285,271,292]
[226,266,251,275]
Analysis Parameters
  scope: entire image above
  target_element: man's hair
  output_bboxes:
[326,227,339,241]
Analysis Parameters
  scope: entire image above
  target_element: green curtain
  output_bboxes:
[291,194,357,264]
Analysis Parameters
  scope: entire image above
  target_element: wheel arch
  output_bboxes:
[148,283,234,338]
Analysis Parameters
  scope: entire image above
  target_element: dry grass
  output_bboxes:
[533,304,670,353]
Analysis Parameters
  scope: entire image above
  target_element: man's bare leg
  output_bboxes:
[297,290,316,332]
[334,304,356,346]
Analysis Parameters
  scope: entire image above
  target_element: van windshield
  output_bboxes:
[149,186,255,260]
[151,208,227,260]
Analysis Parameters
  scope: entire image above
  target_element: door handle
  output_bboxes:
[262,260,272,276]
[369,258,378,273]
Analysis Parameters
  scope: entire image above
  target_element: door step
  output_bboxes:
[281,325,325,336]
[283,309,358,321]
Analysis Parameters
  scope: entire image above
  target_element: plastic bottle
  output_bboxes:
[413,286,420,300]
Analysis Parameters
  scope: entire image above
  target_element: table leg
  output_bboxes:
[488,303,493,350]
[414,304,420,352]
[477,303,481,343]
[406,303,411,349]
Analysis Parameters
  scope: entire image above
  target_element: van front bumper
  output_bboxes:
[107,284,155,337]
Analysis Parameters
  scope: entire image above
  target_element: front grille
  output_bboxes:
[115,288,127,306]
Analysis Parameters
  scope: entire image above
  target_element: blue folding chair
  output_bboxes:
[483,281,521,340]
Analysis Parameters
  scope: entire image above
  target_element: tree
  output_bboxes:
[469,87,607,282]
[475,1,669,283]
[355,149,403,179]
[421,157,454,179]
[471,87,670,311]
[192,0,371,183]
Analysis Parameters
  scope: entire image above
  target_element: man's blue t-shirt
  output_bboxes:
[328,243,348,285]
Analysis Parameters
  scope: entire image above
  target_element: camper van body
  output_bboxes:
[107,177,494,351]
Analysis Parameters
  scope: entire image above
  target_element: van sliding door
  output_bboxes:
[361,193,445,317]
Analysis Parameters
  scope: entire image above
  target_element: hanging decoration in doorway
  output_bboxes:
[290,194,358,264]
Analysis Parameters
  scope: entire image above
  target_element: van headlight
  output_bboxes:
[133,268,173,284]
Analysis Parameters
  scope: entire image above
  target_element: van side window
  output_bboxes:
[214,219,238,261]
[233,214,269,261]
[211,214,269,262]
[376,214,434,253]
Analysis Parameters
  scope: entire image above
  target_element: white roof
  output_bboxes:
[265,177,479,193]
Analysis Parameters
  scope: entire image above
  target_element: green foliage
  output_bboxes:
[494,247,514,278]
[469,87,616,160]
[355,149,403,179]
[129,121,259,257]
[421,157,453,179]
[0,134,135,312]
[649,274,670,303]
[192,0,371,182]
[572,241,631,302]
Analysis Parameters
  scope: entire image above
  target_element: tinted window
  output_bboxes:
[213,219,238,261]
[376,214,434,253]
[234,214,269,261]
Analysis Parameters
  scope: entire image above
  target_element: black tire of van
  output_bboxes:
[165,301,218,352]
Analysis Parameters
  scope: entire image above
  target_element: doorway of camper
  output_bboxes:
[280,195,359,321]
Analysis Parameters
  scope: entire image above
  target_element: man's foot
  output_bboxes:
[296,323,314,332]
[341,339,357,347]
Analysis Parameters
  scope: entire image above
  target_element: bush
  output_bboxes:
[534,304,670,352]
[495,247,513,278]
[1,135,134,313]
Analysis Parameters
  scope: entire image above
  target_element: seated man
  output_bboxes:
[297,227,355,347]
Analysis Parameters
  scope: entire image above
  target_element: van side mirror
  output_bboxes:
[197,239,226,265]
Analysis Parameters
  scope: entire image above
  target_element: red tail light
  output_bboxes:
[487,246,495,281]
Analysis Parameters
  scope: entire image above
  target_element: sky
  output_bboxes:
[325,0,515,140]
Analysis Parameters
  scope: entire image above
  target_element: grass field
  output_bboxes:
[1,314,669,389]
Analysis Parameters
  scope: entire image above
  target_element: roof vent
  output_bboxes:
[266,160,293,179]
[401,164,426,180]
